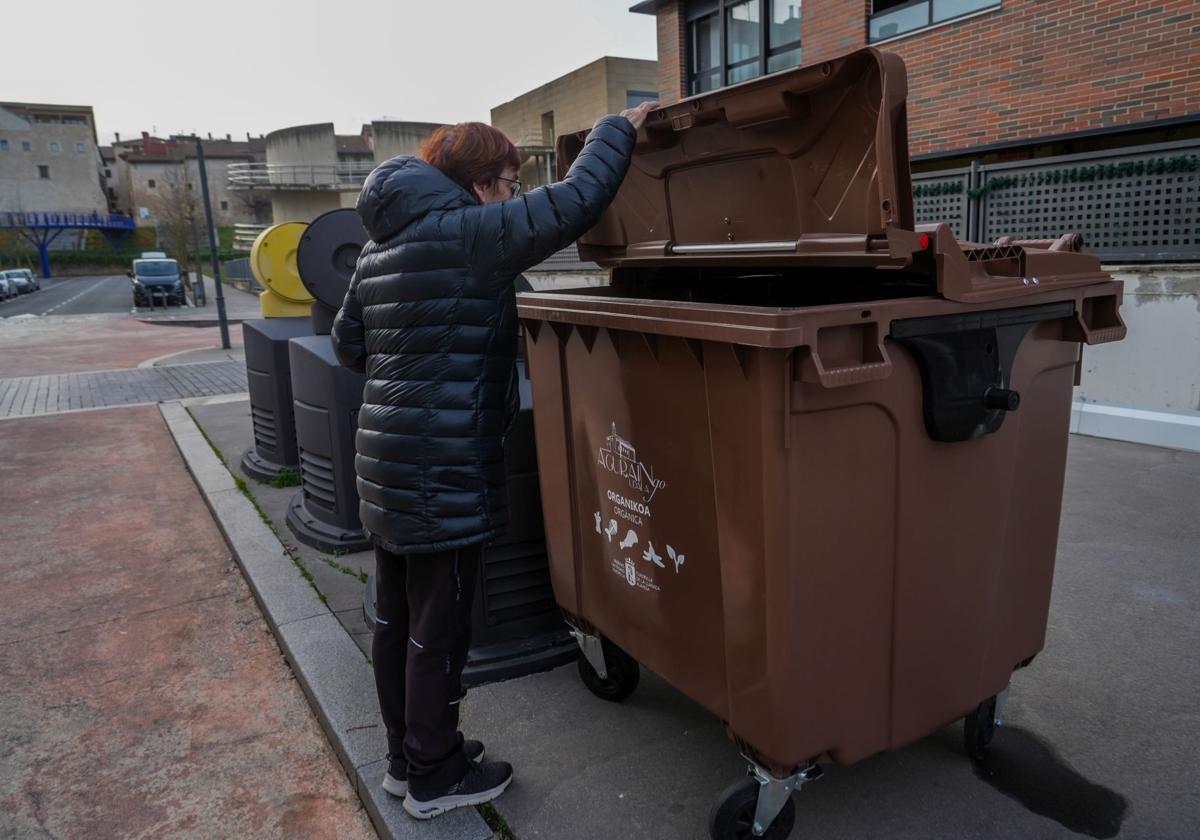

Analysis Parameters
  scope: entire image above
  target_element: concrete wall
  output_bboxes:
[265,123,337,167]
[264,123,359,223]
[100,156,125,212]
[0,105,106,213]
[370,121,445,163]
[122,157,260,227]
[271,192,343,224]
[123,160,176,224]
[1076,265,1200,414]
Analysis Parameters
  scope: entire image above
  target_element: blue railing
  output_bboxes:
[0,211,137,231]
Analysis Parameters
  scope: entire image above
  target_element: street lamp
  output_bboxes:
[181,135,230,349]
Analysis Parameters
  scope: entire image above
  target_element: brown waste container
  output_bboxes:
[517,49,1126,839]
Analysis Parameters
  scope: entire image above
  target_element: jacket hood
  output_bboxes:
[356,156,476,242]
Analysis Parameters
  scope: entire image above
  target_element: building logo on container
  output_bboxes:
[597,422,667,502]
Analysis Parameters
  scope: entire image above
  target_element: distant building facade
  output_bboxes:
[113,132,269,227]
[0,101,107,214]
[490,56,658,189]
[228,121,446,224]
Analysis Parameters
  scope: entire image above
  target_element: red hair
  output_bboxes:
[420,122,521,196]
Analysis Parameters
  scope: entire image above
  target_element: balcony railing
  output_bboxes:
[232,223,269,251]
[227,161,376,190]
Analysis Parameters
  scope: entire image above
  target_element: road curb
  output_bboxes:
[159,400,494,840]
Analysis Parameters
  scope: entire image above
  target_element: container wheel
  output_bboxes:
[964,694,998,761]
[576,638,640,702]
[709,777,796,840]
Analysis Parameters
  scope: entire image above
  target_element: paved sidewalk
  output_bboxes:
[0,315,244,379]
[136,278,263,326]
[0,362,246,418]
[0,405,376,839]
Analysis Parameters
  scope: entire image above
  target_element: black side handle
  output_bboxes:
[890,302,1073,442]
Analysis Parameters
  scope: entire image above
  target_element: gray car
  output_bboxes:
[16,268,39,291]
[128,258,186,307]
[3,270,32,294]
[0,274,13,301]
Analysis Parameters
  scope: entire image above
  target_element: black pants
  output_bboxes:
[372,543,481,796]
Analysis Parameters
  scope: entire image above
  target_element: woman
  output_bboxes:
[332,100,655,819]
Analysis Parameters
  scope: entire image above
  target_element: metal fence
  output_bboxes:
[222,257,261,291]
[912,139,1200,262]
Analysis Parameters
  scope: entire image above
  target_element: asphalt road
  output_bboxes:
[0,274,191,318]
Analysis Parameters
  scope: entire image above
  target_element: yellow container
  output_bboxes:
[250,222,313,317]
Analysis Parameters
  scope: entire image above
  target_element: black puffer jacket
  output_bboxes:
[332,115,637,554]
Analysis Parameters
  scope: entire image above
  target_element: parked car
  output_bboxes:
[0,274,12,301]
[128,257,186,307]
[3,270,33,294]
[16,268,39,291]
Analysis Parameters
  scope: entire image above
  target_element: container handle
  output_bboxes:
[799,322,893,388]
[1061,291,1127,345]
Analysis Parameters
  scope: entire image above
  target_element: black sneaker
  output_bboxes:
[382,740,484,798]
[404,759,513,819]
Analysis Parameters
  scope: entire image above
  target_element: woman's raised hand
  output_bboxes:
[618,100,658,132]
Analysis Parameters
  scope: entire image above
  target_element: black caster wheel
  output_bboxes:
[709,777,796,840]
[576,638,640,702]
[964,694,998,761]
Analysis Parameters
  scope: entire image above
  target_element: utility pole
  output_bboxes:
[192,137,230,348]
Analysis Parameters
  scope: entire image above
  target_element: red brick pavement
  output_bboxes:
[0,405,375,839]
[0,316,242,379]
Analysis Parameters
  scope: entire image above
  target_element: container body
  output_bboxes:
[520,281,1121,773]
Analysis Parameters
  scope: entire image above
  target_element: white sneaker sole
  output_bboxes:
[382,748,483,800]
[403,774,512,820]
[382,772,407,798]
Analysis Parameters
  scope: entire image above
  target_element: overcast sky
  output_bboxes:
[6,1,657,144]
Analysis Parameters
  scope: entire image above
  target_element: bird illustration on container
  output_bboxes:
[594,511,603,534]
[642,542,665,569]
[667,544,685,573]
[619,530,639,550]
[605,519,619,542]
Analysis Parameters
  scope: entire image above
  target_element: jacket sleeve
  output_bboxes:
[461,115,638,283]
[331,270,367,374]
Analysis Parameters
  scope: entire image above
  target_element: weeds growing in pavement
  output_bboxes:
[270,468,301,488]
[477,802,515,840]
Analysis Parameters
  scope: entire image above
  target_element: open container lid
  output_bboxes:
[557,48,1112,305]
[559,49,912,263]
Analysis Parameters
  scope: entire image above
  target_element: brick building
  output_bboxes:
[635,0,1199,157]
[633,0,1200,262]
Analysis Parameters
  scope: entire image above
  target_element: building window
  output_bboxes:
[76,142,86,153]
[21,141,31,152]
[49,142,61,154]
[687,0,802,95]
[148,179,156,188]
[62,116,85,125]
[104,168,112,177]
[38,165,50,179]
[626,90,658,108]
[870,0,1000,43]
[0,139,7,151]
[220,200,229,211]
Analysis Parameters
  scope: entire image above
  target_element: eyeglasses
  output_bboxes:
[496,176,522,197]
